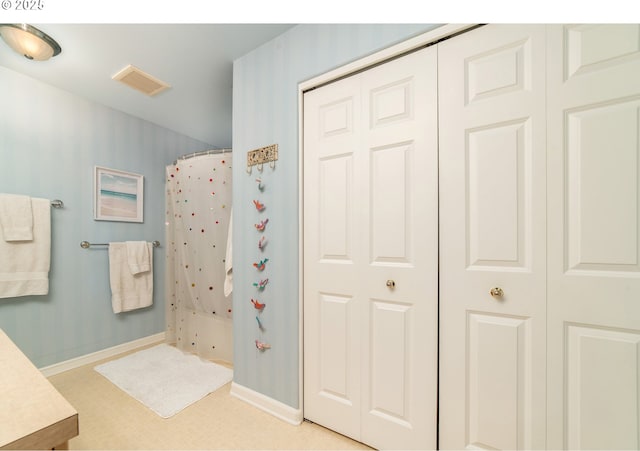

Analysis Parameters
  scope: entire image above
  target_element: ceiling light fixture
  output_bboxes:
[0,23,61,61]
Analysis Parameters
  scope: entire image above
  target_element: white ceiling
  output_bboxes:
[0,24,295,146]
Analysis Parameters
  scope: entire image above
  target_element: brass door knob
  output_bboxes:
[490,287,504,298]
[386,280,396,288]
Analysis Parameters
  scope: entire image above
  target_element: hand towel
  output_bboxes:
[109,242,153,313]
[224,210,233,297]
[0,194,34,241]
[0,197,50,298]
[126,241,151,275]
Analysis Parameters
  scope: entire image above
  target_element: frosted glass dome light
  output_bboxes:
[0,24,61,61]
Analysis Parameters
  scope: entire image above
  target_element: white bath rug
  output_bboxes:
[94,343,233,418]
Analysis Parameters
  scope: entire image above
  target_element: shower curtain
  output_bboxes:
[165,152,233,363]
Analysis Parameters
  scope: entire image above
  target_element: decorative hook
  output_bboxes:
[256,178,265,191]
[256,316,264,330]
[253,199,265,211]
[258,236,267,251]
[251,298,266,310]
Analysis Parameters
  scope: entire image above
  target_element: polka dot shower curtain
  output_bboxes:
[165,152,233,362]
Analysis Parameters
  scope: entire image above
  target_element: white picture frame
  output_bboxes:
[94,166,144,223]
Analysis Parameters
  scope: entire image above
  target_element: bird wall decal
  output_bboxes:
[253,258,269,271]
[255,339,271,351]
[255,218,269,231]
[253,278,269,290]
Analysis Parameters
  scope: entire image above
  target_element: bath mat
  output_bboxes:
[94,343,233,418]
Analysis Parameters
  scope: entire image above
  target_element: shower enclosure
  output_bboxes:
[165,150,233,363]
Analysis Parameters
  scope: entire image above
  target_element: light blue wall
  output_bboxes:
[232,23,440,409]
[0,66,212,368]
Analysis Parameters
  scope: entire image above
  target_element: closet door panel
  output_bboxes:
[565,99,640,272]
[359,45,439,451]
[304,75,363,440]
[467,313,531,451]
[369,143,412,264]
[317,292,355,401]
[547,24,640,450]
[369,299,411,419]
[439,24,547,450]
[318,155,354,262]
[304,45,438,450]
[467,119,531,268]
[566,326,640,450]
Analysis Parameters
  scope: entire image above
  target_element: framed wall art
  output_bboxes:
[94,166,144,222]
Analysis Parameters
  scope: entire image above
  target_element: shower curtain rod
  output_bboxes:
[172,148,231,165]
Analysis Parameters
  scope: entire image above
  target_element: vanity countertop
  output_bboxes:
[0,329,78,450]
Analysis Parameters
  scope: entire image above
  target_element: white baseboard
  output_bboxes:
[39,332,166,377]
[230,381,303,426]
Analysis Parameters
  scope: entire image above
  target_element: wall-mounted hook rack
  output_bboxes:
[247,144,278,174]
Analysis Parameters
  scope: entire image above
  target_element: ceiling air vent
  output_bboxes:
[112,65,171,97]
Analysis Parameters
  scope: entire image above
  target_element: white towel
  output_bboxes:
[224,210,233,297]
[109,242,153,313]
[0,197,50,298]
[126,241,150,275]
[0,194,34,241]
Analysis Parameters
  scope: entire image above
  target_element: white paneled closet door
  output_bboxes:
[546,24,640,450]
[438,25,548,450]
[303,46,439,450]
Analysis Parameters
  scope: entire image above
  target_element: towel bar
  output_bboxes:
[80,240,161,249]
